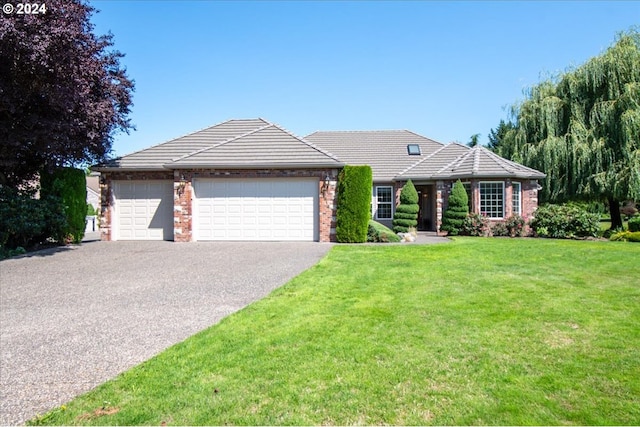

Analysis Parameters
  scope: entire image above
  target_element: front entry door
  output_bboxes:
[416,185,435,231]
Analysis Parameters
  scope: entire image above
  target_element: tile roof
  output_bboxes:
[399,145,546,180]
[97,118,544,181]
[96,119,343,170]
[304,130,444,181]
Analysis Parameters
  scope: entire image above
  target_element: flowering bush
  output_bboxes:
[504,215,526,237]
[491,222,509,237]
[461,213,491,237]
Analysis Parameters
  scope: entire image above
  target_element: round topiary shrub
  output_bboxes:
[393,180,419,233]
[441,180,469,236]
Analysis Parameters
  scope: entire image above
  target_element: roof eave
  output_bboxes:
[397,172,546,181]
[92,166,168,172]
[164,162,345,169]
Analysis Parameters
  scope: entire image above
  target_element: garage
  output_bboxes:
[113,181,174,240]
[193,178,318,241]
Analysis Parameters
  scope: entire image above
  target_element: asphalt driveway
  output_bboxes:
[0,240,331,426]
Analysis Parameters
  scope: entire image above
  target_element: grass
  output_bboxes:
[30,238,640,425]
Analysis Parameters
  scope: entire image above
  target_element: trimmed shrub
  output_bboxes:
[529,204,600,238]
[336,165,373,243]
[628,216,640,232]
[367,220,401,243]
[40,167,87,243]
[610,231,640,242]
[461,213,491,236]
[393,180,419,233]
[441,180,469,236]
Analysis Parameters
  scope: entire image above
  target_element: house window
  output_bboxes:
[375,186,393,220]
[512,182,521,216]
[480,182,504,219]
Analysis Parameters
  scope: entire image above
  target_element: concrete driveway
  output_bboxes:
[0,240,331,425]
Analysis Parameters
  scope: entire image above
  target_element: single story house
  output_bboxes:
[95,118,545,242]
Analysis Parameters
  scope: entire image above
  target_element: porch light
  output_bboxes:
[177,173,187,195]
[321,174,331,195]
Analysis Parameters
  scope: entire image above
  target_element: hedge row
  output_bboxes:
[335,165,372,243]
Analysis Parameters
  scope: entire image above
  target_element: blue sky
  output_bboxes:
[90,1,639,157]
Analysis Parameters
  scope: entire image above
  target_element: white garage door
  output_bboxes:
[114,181,174,241]
[194,178,318,241]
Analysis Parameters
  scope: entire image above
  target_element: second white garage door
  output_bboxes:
[193,178,318,241]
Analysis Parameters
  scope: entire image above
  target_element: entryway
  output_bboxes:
[415,185,436,231]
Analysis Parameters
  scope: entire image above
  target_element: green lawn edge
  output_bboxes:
[30,238,640,426]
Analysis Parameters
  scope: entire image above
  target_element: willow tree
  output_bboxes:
[504,30,640,229]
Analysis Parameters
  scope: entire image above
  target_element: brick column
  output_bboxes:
[173,171,193,242]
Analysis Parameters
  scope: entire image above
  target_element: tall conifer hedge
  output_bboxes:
[40,167,87,243]
[336,165,372,243]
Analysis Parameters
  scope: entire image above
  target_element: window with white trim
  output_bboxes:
[375,186,393,220]
[512,182,521,216]
[480,182,504,218]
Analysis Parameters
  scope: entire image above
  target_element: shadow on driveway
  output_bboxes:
[0,240,331,425]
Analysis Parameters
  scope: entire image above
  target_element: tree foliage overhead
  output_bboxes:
[493,29,640,229]
[0,0,134,186]
[487,120,515,153]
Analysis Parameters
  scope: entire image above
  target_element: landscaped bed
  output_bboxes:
[30,238,640,425]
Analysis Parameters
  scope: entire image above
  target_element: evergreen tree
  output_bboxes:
[392,180,419,233]
[441,180,469,235]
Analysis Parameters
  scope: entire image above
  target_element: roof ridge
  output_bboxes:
[472,146,481,174]
[169,123,274,163]
[271,122,343,163]
[397,143,450,176]
[308,129,410,134]
[106,118,239,162]
[435,145,472,176]
[403,129,446,146]
[476,146,518,174]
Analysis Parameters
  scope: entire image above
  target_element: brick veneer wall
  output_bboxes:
[100,168,340,243]
[392,178,540,234]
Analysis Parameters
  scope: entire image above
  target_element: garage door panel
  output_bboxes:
[194,178,318,241]
[114,181,173,241]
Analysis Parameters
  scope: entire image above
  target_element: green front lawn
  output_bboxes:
[31,238,640,425]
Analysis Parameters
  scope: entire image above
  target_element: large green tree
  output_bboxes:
[487,120,515,153]
[496,30,640,229]
[0,0,134,187]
